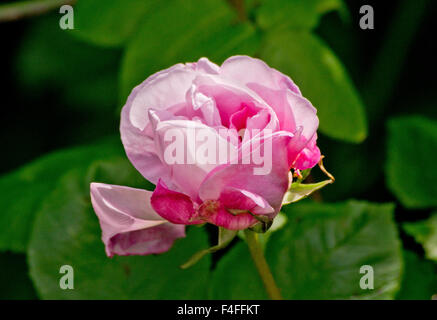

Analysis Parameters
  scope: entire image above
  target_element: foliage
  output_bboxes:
[0,0,435,300]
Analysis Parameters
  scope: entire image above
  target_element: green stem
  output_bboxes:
[244,229,282,300]
[0,0,76,22]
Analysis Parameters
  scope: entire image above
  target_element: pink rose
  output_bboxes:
[90,56,320,257]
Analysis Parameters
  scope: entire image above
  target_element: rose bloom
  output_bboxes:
[90,56,320,257]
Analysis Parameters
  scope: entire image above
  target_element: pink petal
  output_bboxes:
[151,115,237,198]
[193,75,270,128]
[199,133,292,215]
[293,134,321,170]
[185,85,222,127]
[204,205,257,230]
[90,183,185,257]
[218,56,319,153]
[150,179,203,225]
[187,57,220,74]
[220,55,301,95]
[285,90,319,141]
[220,187,274,215]
[120,60,219,185]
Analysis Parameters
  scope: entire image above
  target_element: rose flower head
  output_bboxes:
[90,56,322,257]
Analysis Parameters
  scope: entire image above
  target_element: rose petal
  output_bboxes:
[150,179,203,225]
[293,134,321,170]
[199,133,292,215]
[204,205,256,230]
[193,75,271,127]
[220,187,274,215]
[90,183,185,257]
[220,55,301,95]
[151,116,237,198]
[121,60,219,185]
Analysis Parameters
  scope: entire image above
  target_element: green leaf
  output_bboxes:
[282,180,333,204]
[120,0,260,101]
[71,0,155,47]
[256,0,347,30]
[28,160,210,299]
[86,157,154,191]
[259,30,367,143]
[211,201,402,299]
[180,227,237,269]
[404,213,437,262]
[386,116,437,208]
[0,137,123,252]
[210,241,268,299]
[268,201,402,299]
[396,251,437,300]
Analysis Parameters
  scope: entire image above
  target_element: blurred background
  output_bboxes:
[0,0,436,299]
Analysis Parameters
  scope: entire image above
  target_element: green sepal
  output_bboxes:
[282,180,333,205]
[248,213,273,233]
[180,227,237,269]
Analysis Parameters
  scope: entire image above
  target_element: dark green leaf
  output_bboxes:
[211,201,402,299]
[28,160,210,299]
[259,30,367,143]
[386,116,437,208]
[210,241,267,299]
[396,250,437,300]
[71,0,155,47]
[256,0,347,30]
[268,201,402,299]
[120,0,260,101]
[404,213,437,262]
[0,137,123,252]
[86,157,154,191]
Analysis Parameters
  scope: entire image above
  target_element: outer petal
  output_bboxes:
[219,55,301,95]
[90,183,185,257]
[293,134,321,170]
[285,90,319,141]
[150,179,203,225]
[120,59,220,185]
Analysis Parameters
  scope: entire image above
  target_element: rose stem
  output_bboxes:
[244,229,283,300]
